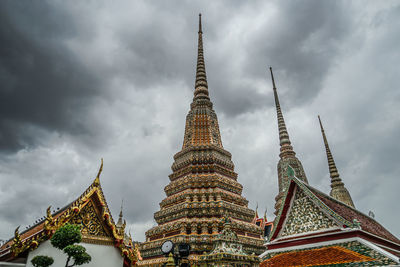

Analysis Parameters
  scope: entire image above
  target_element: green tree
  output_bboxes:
[31,255,54,267]
[51,224,91,267]
[31,224,91,267]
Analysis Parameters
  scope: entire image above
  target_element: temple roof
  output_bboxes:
[260,246,375,267]
[308,185,400,244]
[0,160,138,266]
[271,173,400,245]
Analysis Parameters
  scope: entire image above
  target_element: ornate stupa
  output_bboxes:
[138,14,264,266]
[269,68,308,215]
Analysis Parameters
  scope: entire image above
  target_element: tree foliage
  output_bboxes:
[64,245,91,266]
[32,224,91,267]
[31,255,54,267]
[50,224,82,250]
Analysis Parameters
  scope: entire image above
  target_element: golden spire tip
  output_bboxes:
[96,158,103,178]
[94,158,103,186]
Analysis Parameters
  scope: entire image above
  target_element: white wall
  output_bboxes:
[26,240,123,267]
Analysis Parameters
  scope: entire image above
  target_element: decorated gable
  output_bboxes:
[280,187,338,238]
[70,198,113,241]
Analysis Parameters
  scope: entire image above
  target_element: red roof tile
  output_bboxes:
[260,246,374,267]
[308,186,400,245]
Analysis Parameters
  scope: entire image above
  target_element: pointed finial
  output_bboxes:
[270,67,276,90]
[120,198,124,217]
[97,158,103,178]
[166,253,175,267]
[14,226,20,237]
[194,14,209,100]
[94,158,103,186]
[263,207,267,220]
[11,226,22,250]
[255,202,259,217]
[318,115,340,180]
[318,115,355,207]
[269,67,295,159]
[252,202,259,223]
[198,13,202,34]
[117,198,124,226]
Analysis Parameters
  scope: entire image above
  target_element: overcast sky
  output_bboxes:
[0,0,399,243]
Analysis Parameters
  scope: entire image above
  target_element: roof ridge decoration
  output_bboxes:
[4,159,138,266]
[318,115,355,208]
[10,226,40,258]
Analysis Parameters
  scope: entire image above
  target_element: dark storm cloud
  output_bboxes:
[175,0,354,118]
[245,0,351,106]
[0,1,100,152]
[0,0,399,243]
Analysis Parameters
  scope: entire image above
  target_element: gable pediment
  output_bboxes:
[70,198,112,239]
[279,186,339,238]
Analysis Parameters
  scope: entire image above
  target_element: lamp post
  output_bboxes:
[161,240,191,267]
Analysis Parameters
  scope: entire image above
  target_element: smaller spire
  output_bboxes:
[255,202,259,218]
[117,199,124,227]
[269,67,295,159]
[318,116,355,207]
[252,202,259,223]
[263,207,267,221]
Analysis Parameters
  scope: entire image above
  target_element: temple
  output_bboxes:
[138,14,265,266]
[1,13,399,267]
[259,70,400,266]
[0,160,139,267]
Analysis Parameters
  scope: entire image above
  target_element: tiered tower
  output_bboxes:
[269,68,308,215]
[139,15,264,265]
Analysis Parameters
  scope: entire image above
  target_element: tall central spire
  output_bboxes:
[181,14,223,149]
[318,116,355,208]
[194,13,209,100]
[269,67,308,215]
